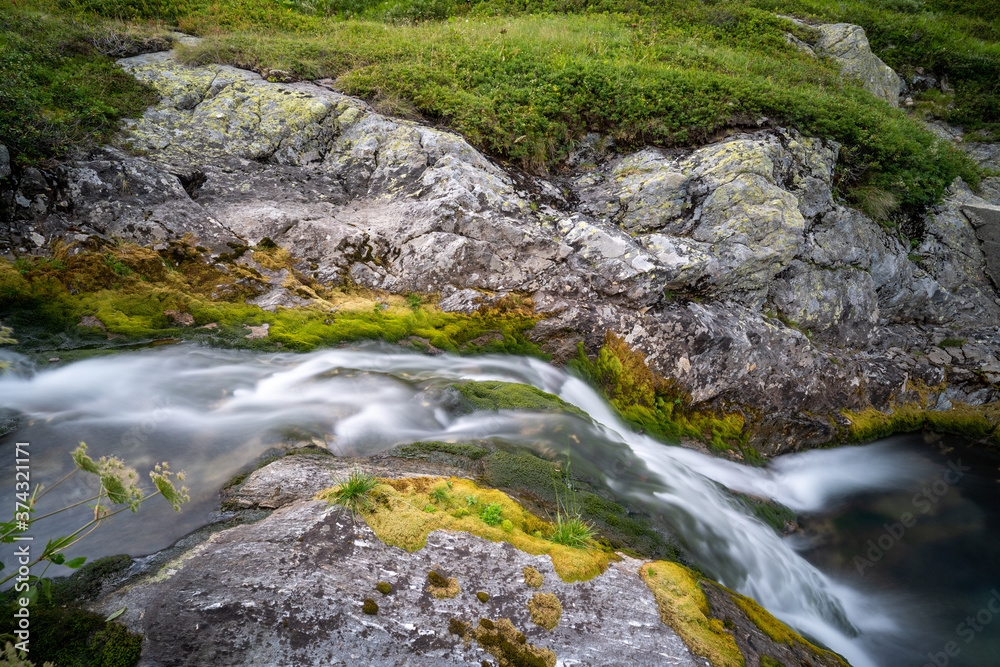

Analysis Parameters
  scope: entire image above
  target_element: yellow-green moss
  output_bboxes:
[0,245,546,358]
[362,598,379,614]
[476,591,490,603]
[376,581,392,595]
[427,572,461,599]
[450,617,556,667]
[316,477,616,582]
[640,561,744,667]
[568,333,753,457]
[527,592,562,630]
[523,566,544,589]
[729,591,848,667]
[842,399,1000,446]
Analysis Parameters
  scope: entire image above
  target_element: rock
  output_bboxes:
[813,23,902,106]
[769,260,879,345]
[0,144,10,181]
[163,310,195,326]
[93,499,699,666]
[244,323,270,339]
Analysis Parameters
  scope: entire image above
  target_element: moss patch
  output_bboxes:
[0,245,546,358]
[527,592,562,630]
[317,476,616,582]
[523,566,544,589]
[453,381,587,418]
[376,581,392,595]
[640,561,744,667]
[841,399,1000,446]
[362,598,379,614]
[568,333,757,460]
[428,571,461,599]
[450,617,556,667]
[0,603,141,667]
[729,589,846,666]
[477,591,490,603]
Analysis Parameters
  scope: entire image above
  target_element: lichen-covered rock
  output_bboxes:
[813,23,902,105]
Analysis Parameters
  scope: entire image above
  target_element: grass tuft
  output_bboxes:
[325,467,379,514]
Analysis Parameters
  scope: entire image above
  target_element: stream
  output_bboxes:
[0,343,995,667]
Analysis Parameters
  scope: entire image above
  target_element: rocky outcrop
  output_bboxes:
[86,455,846,667]
[1,46,997,453]
[812,24,902,106]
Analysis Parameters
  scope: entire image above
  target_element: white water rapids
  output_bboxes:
[0,344,935,666]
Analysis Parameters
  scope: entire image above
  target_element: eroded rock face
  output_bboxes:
[2,48,997,452]
[93,498,700,667]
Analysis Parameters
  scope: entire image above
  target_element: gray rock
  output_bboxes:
[0,144,10,181]
[813,23,902,105]
[93,499,700,667]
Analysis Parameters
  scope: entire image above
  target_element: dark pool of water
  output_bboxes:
[797,432,1000,667]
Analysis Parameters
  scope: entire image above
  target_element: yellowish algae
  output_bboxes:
[640,561,744,667]
[316,476,617,583]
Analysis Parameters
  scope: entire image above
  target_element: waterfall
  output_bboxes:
[0,344,932,666]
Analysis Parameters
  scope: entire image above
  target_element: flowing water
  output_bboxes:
[0,344,993,666]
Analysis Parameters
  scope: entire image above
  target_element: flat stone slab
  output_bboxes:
[93,500,701,666]
[963,203,1000,287]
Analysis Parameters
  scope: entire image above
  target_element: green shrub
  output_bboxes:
[480,502,503,525]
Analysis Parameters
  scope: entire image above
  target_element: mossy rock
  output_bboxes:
[452,381,587,418]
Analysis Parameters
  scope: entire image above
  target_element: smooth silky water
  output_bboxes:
[0,344,992,667]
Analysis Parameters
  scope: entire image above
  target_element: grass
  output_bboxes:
[0,6,160,166]
[325,467,379,513]
[6,0,993,217]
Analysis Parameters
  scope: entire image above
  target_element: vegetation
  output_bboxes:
[449,616,557,667]
[640,561,744,667]
[0,241,546,358]
[527,592,562,630]
[5,0,996,216]
[569,333,762,462]
[316,475,617,581]
[324,467,379,514]
[523,565,544,588]
[0,7,160,167]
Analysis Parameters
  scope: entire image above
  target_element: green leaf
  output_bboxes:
[105,606,126,622]
[49,553,65,565]
[66,556,87,569]
[23,585,37,606]
[41,577,51,604]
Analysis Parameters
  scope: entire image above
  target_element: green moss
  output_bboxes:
[376,581,392,595]
[729,589,847,666]
[841,399,1000,446]
[317,476,616,582]
[452,381,587,418]
[0,604,141,667]
[523,566,544,589]
[527,592,562,630]
[481,449,560,501]
[640,561,744,667]
[760,657,786,667]
[390,441,490,461]
[938,337,967,349]
[362,598,379,614]
[49,554,133,604]
[568,333,750,454]
[477,591,490,603]
[732,494,797,534]
[450,617,556,667]
[0,248,545,358]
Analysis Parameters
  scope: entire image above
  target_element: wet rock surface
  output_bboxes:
[1,45,998,452]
